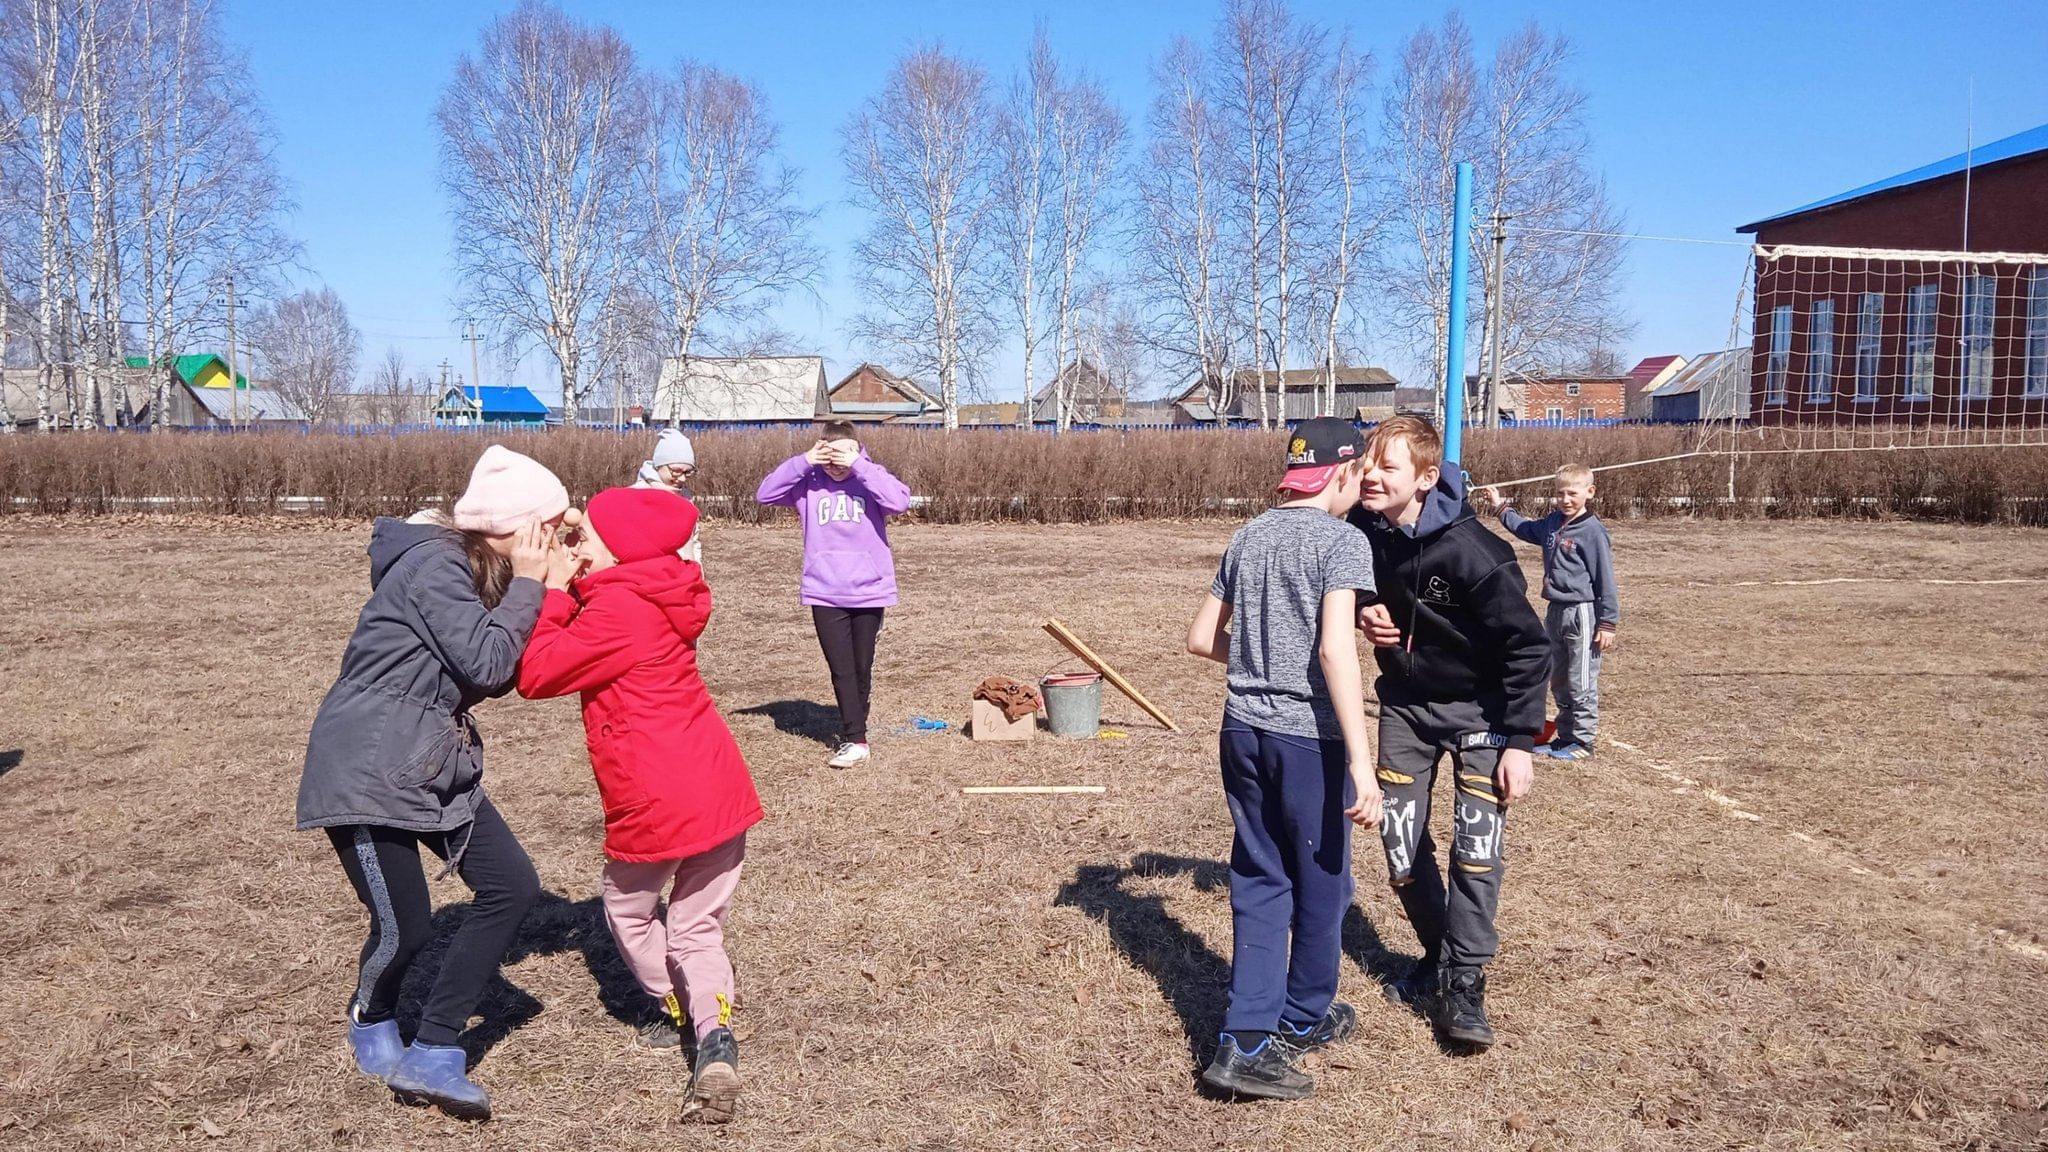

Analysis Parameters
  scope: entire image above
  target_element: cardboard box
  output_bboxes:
[971,697,1037,742]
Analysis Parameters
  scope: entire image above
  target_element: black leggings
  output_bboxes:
[812,606,884,743]
[325,795,539,1046]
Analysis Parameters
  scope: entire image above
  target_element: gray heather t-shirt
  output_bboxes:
[1210,506,1378,741]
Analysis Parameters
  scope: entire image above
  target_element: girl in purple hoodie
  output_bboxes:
[756,421,913,768]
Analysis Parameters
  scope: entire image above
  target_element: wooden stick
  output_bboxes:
[1041,618,1181,732]
[961,786,1107,795]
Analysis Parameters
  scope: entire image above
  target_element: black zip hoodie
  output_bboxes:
[1346,468,1551,750]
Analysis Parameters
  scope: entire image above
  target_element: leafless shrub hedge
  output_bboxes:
[1,426,2045,525]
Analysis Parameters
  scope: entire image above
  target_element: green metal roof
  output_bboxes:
[124,353,248,388]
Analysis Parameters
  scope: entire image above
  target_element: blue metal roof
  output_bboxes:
[1739,121,2048,233]
[461,385,550,416]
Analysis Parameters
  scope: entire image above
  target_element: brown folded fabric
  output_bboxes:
[973,675,1042,722]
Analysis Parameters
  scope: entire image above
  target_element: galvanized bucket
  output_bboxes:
[1040,672,1103,738]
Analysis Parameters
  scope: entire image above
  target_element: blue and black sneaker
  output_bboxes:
[1275,1002,1357,1059]
[1198,1032,1312,1101]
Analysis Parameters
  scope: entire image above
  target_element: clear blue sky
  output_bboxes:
[236,0,2047,400]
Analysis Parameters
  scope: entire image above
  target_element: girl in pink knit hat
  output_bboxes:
[297,444,576,1122]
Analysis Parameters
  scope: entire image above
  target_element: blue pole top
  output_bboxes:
[1442,161,1474,466]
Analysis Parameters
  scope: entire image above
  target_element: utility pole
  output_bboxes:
[1484,210,1509,429]
[463,319,484,396]
[225,270,240,429]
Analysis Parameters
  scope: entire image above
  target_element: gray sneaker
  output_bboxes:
[684,1026,742,1123]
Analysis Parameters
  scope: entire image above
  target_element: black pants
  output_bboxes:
[811,606,884,743]
[1373,698,1508,971]
[325,795,539,1046]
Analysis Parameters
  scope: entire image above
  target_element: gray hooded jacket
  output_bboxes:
[295,518,544,833]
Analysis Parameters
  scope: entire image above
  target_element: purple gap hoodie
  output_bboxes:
[755,449,913,608]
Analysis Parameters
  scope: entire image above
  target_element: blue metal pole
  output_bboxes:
[1442,161,1473,466]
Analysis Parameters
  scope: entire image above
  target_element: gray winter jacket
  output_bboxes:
[1500,507,1620,629]
[296,518,544,833]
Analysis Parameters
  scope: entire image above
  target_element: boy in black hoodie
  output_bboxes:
[1345,416,1549,1051]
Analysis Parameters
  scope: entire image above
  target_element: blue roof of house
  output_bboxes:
[1740,122,2048,233]
[458,385,549,416]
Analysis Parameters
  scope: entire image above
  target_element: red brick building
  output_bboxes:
[1737,122,2048,425]
[1500,373,1628,423]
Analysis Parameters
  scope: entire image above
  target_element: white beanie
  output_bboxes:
[649,429,695,469]
[451,445,570,534]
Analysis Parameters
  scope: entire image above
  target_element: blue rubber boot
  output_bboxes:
[387,1042,490,1121]
[346,1016,404,1082]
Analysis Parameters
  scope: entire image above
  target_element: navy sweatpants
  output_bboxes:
[1218,723,1355,1035]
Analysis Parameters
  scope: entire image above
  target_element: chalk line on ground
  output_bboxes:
[1687,576,2046,588]
[1602,738,2043,965]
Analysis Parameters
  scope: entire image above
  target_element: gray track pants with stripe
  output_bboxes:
[1546,601,1600,745]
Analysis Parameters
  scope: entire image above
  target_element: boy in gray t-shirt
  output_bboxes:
[1184,417,1379,1102]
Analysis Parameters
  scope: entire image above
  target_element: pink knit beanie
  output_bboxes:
[451,445,570,534]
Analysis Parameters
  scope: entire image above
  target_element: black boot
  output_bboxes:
[1275,1002,1357,1059]
[685,1026,741,1123]
[1382,956,1438,1014]
[1435,966,1495,1050]
[1199,1032,1313,1101]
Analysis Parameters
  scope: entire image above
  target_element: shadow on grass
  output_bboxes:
[732,699,841,746]
[1054,851,1416,1077]
[399,891,648,1068]
[0,750,19,778]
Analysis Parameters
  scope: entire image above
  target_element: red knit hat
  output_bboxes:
[584,487,699,564]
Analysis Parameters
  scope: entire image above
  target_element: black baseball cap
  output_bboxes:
[1278,416,1366,494]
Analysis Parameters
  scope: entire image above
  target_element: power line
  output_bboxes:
[1511,225,1751,248]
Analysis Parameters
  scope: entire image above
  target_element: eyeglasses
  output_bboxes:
[661,464,697,482]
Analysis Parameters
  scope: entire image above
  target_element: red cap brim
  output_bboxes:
[1277,465,1340,495]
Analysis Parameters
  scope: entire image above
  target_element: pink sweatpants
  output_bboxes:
[599,832,746,1041]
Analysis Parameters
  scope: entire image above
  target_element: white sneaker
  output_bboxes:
[827,742,870,770]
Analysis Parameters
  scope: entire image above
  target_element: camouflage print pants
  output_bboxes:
[1374,703,1508,970]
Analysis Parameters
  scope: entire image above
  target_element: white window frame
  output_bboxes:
[2029,268,2048,398]
[1765,304,1792,404]
[1578,406,1596,420]
[1808,299,1835,404]
[1905,282,1938,400]
[1544,406,1563,421]
[1961,274,1995,400]
[1565,381,1581,397]
[1855,291,1882,402]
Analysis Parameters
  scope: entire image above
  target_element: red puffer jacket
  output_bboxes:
[518,557,761,862]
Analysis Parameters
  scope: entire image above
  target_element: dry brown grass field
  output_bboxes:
[1,517,2044,1150]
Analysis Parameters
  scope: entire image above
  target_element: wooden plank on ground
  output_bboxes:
[961,786,1107,795]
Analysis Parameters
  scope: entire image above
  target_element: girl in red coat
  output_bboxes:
[517,487,761,1124]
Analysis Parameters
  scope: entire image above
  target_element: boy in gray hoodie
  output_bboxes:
[1478,463,1618,761]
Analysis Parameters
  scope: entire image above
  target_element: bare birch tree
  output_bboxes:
[248,286,359,424]
[1131,37,1229,418]
[1304,32,1374,415]
[992,26,1055,425]
[1381,12,1479,426]
[843,46,996,431]
[1474,23,1631,397]
[1045,71,1125,431]
[1382,14,1630,426]
[1216,0,1274,426]
[439,1,639,425]
[636,60,819,420]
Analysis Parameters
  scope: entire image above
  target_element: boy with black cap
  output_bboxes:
[1184,416,1382,1101]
